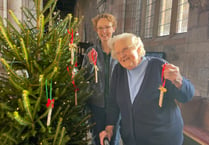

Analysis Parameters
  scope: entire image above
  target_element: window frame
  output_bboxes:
[141,0,189,39]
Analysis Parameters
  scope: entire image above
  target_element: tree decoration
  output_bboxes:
[67,28,79,105]
[45,79,54,126]
[67,29,77,65]
[67,65,79,106]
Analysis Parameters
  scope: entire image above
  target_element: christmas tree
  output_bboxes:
[0,0,93,144]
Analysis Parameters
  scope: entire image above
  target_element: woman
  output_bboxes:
[82,13,120,145]
[99,33,195,145]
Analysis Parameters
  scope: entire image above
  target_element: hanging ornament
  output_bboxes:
[158,63,167,107]
[45,79,54,126]
[91,48,99,83]
[75,31,79,37]
[67,65,79,106]
[67,29,77,65]
[67,28,79,105]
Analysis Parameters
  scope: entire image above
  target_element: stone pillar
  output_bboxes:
[0,0,7,73]
[0,0,4,17]
[0,0,7,25]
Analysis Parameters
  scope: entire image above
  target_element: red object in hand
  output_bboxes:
[91,48,98,65]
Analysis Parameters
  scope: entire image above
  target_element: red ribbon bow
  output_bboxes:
[46,98,54,108]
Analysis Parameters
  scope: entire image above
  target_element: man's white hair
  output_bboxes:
[108,33,146,59]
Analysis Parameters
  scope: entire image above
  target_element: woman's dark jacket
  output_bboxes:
[82,40,117,107]
[106,57,195,145]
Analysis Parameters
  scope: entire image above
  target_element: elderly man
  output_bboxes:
[99,33,194,145]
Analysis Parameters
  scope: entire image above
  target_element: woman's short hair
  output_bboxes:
[108,33,146,59]
[91,13,117,31]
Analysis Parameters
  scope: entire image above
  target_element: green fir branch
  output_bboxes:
[59,87,67,98]
[67,14,72,29]
[22,90,33,121]
[0,24,22,60]
[18,98,24,112]
[26,30,30,51]
[71,17,79,32]
[47,66,58,80]
[20,38,30,70]
[0,103,12,111]
[37,14,44,46]
[72,114,91,131]
[1,133,18,144]
[33,60,43,73]
[13,111,31,125]
[22,7,36,28]
[54,87,59,98]
[58,127,66,145]
[9,77,24,91]
[3,18,23,42]
[37,74,44,100]
[29,59,34,75]
[41,0,57,15]
[33,96,41,119]
[43,61,57,76]
[56,17,70,35]
[43,38,62,75]
[54,38,62,63]
[35,0,41,21]
[62,104,70,117]
[36,105,51,121]
[43,0,58,28]
[0,58,24,82]
[51,106,62,122]
[37,119,46,133]
[8,10,25,33]
[53,117,63,145]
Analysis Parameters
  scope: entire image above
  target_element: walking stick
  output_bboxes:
[103,137,110,145]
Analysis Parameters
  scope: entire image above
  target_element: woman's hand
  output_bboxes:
[99,125,114,145]
[87,48,97,64]
[164,64,183,88]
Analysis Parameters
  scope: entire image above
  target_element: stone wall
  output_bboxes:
[141,5,209,97]
[74,0,142,42]
[185,7,209,97]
